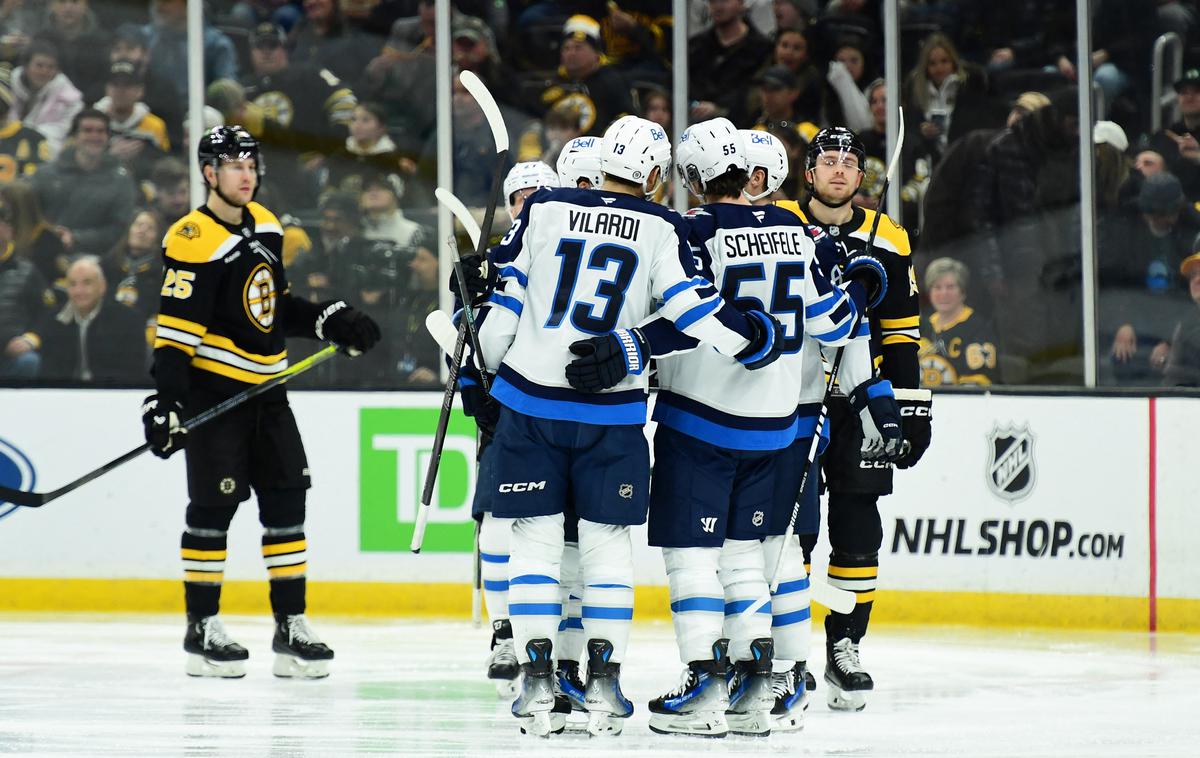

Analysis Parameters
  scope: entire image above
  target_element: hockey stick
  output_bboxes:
[0,344,340,509]
[743,110,906,618]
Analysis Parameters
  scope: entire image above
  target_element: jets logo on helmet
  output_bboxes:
[676,117,746,198]
[739,128,789,202]
[600,115,672,196]
[806,126,865,172]
[557,136,604,189]
[502,161,559,218]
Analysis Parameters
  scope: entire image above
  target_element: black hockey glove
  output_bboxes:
[842,253,888,310]
[734,310,785,370]
[893,388,932,469]
[459,364,501,439]
[848,378,904,461]
[142,395,187,459]
[448,254,498,306]
[565,327,649,392]
[314,301,381,356]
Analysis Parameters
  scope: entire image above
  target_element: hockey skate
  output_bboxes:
[769,662,809,732]
[487,620,520,698]
[726,638,774,737]
[512,639,571,737]
[581,639,633,737]
[184,615,248,678]
[825,637,873,711]
[555,660,589,733]
[272,614,334,679]
[648,639,730,738]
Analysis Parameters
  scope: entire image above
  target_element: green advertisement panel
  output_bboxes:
[359,407,476,553]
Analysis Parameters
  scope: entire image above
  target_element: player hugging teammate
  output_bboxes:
[452,117,930,737]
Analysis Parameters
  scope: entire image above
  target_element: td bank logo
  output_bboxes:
[359,407,476,553]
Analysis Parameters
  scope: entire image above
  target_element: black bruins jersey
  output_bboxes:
[775,199,920,389]
[154,202,310,398]
[245,64,355,141]
[919,306,998,386]
[0,121,50,181]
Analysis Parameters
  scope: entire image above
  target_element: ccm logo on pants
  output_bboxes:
[498,481,548,493]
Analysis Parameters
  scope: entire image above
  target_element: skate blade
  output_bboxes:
[647,712,729,738]
[516,710,566,737]
[726,710,772,737]
[585,710,629,737]
[561,710,590,734]
[825,684,867,712]
[493,677,520,699]
[770,710,805,732]
[186,654,246,679]
[272,653,330,679]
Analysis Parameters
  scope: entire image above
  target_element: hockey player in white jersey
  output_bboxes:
[557,135,604,189]
[468,115,786,737]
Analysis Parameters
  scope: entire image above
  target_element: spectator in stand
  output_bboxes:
[37,0,110,105]
[689,0,771,125]
[362,2,435,156]
[822,35,873,132]
[768,122,806,199]
[10,38,82,158]
[148,156,191,223]
[641,87,671,133]
[289,190,363,305]
[773,0,814,33]
[1150,69,1200,202]
[394,244,441,388]
[326,101,418,199]
[1089,0,1159,129]
[1163,252,1200,386]
[767,26,821,122]
[0,1,40,63]
[535,16,634,137]
[749,65,819,143]
[142,0,239,128]
[428,73,512,207]
[94,61,170,183]
[902,33,994,174]
[107,208,164,324]
[1136,149,1166,177]
[1093,120,1129,215]
[855,78,887,210]
[224,0,305,32]
[28,255,146,382]
[289,0,381,89]
[0,196,55,378]
[4,180,66,301]
[359,173,424,250]
[110,23,185,150]
[918,257,1000,387]
[0,66,50,183]
[33,108,137,257]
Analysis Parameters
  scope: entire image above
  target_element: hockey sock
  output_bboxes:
[182,528,227,618]
[826,551,878,642]
[718,538,771,662]
[578,519,634,664]
[557,540,584,663]
[762,534,811,667]
[508,513,565,664]
[262,525,307,616]
[479,512,511,623]
[663,546,723,664]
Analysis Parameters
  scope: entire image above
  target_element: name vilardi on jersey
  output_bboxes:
[568,209,640,240]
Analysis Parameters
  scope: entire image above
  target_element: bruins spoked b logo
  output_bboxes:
[243,263,276,332]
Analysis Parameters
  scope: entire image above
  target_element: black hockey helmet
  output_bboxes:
[197,124,264,179]
[806,126,865,171]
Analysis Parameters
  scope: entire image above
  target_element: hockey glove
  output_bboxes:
[734,310,785,370]
[448,254,498,306]
[142,395,187,459]
[893,388,932,469]
[565,328,649,392]
[848,378,904,461]
[314,301,381,356]
[842,253,888,310]
[459,364,501,439]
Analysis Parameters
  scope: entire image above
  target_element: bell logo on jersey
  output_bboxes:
[243,263,277,332]
[498,481,547,493]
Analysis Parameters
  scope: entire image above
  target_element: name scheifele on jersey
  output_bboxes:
[154,202,290,394]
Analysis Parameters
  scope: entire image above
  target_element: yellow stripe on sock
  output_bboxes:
[180,548,227,560]
[268,563,307,579]
[855,590,876,604]
[262,540,307,557]
[184,571,224,584]
[828,565,878,579]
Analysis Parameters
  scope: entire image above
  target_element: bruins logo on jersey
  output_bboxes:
[920,352,958,386]
[254,91,294,127]
[176,222,201,240]
[243,263,277,332]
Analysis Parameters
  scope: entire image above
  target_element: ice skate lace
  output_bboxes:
[770,669,796,698]
[663,667,699,698]
[831,638,865,674]
[286,614,322,645]
[202,617,236,647]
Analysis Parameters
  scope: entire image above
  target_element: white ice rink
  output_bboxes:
[1,614,1197,757]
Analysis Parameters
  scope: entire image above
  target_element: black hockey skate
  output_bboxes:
[825,636,873,711]
[582,639,633,736]
[487,619,520,698]
[648,639,730,738]
[555,660,588,733]
[272,613,334,679]
[769,661,809,732]
[184,615,248,678]
[726,637,774,736]
[512,638,570,737]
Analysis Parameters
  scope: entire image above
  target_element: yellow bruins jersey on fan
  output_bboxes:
[153,202,290,393]
[919,307,999,386]
[0,121,50,181]
[775,199,921,389]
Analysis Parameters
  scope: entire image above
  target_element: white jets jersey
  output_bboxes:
[476,188,757,425]
[652,203,864,451]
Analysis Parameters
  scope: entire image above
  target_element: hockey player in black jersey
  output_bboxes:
[777,127,933,711]
[143,126,380,679]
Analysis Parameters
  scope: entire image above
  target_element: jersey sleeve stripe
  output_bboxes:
[195,345,289,373]
[662,277,705,303]
[199,333,287,364]
[153,337,197,356]
[811,316,855,343]
[880,316,919,329]
[882,334,920,346]
[255,222,283,237]
[156,314,207,337]
[156,325,203,347]
[192,358,285,384]
[487,292,523,316]
[498,265,528,288]
[804,291,838,318]
[672,297,721,331]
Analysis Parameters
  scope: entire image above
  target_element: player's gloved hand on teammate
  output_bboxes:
[734,310,785,370]
[848,378,904,461]
[565,327,649,392]
[142,395,187,459]
[842,253,889,310]
[448,254,498,306]
[315,300,381,356]
[458,364,501,438]
[893,388,932,468]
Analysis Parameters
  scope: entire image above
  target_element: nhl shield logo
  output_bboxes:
[986,425,1036,502]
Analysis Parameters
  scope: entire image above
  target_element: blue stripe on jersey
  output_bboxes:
[771,608,812,627]
[582,606,634,620]
[480,552,509,563]
[487,292,522,316]
[654,391,798,451]
[812,315,855,342]
[855,320,871,338]
[483,579,508,591]
[670,597,725,613]
[491,365,648,425]
[774,577,811,595]
[662,277,706,303]
[804,291,839,318]
[725,599,771,615]
[498,265,528,287]
[673,297,721,331]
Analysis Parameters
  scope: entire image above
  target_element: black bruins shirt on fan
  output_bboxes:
[153,202,291,396]
[0,121,51,181]
[775,200,921,389]
[919,306,999,386]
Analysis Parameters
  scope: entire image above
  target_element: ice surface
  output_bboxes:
[0,615,1197,757]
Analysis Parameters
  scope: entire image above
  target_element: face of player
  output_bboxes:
[835,46,865,83]
[926,46,955,87]
[807,148,862,206]
[929,273,965,316]
[67,261,106,317]
[25,54,59,91]
[212,158,258,206]
[1135,150,1165,177]
[774,31,807,70]
[128,211,160,251]
[508,187,539,219]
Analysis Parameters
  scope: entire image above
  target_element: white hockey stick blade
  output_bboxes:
[425,310,461,356]
[459,70,509,153]
[813,578,856,615]
[434,187,482,249]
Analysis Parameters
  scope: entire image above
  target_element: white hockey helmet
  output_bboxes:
[557,135,604,189]
[739,128,789,202]
[502,161,560,218]
[599,115,672,196]
[676,117,747,198]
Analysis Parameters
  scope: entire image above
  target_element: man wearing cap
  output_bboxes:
[94,60,169,181]
[688,0,771,124]
[751,64,820,143]
[536,15,634,137]
[1149,68,1200,201]
[0,66,50,182]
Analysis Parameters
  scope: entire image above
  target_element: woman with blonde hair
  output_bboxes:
[2,180,65,299]
[902,32,991,167]
[106,208,164,323]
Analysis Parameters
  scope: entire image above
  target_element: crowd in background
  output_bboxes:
[2,0,1200,389]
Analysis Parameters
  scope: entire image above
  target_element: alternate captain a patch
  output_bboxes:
[244,263,277,332]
